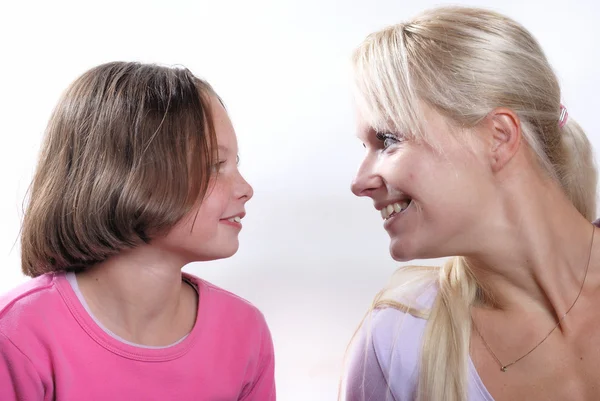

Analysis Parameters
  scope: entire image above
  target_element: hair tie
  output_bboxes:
[559,104,569,128]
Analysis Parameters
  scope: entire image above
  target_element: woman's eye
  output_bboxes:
[375,132,401,149]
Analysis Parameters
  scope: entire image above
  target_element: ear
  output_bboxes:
[485,108,522,173]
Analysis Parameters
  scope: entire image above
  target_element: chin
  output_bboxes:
[388,237,429,262]
[389,251,415,262]
[208,244,240,261]
[389,244,415,262]
[185,244,240,263]
[212,248,238,260]
[390,239,454,263]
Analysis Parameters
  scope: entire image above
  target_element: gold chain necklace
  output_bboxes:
[471,224,595,373]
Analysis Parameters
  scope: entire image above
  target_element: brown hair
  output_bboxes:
[21,62,220,277]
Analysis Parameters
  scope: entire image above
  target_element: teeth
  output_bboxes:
[228,216,242,223]
[380,201,411,220]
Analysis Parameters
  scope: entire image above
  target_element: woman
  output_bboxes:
[344,6,599,401]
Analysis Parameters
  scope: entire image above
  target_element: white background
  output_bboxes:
[1,1,599,399]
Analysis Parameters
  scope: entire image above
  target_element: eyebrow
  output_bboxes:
[356,127,375,141]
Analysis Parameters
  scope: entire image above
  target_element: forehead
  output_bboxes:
[354,105,379,141]
[209,96,237,152]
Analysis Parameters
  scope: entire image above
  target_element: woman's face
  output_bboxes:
[351,105,497,261]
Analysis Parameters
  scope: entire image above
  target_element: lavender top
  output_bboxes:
[344,287,494,401]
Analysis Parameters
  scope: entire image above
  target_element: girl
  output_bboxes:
[344,6,599,401]
[0,62,275,400]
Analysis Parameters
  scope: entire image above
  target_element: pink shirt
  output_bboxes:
[0,272,275,400]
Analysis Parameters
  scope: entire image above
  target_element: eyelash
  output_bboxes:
[213,160,227,172]
[375,132,402,149]
[213,155,240,172]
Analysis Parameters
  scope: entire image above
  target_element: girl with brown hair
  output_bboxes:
[0,62,275,400]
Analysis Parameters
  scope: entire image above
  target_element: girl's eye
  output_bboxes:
[212,160,227,172]
[375,132,402,149]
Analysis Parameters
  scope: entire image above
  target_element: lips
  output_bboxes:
[221,211,245,221]
[220,212,246,226]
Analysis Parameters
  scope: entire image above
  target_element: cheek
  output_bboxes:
[426,164,489,221]
[400,160,462,216]
[194,185,230,223]
[157,214,199,249]
[395,155,439,197]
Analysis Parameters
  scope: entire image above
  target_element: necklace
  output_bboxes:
[471,224,595,373]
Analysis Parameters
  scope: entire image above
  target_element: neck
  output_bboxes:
[76,244,197,346]
[465,175,596,326]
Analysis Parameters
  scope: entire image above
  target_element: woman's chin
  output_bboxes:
[389,241,415,262]
[389,239,440,262]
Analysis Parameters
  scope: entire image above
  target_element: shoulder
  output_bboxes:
[345,285,439,400]
[368,287,436,375]
[364,269,439,363]
[184,273,269,330]
[0,274,59,325]
[368,269,439,354]
[184,273,274,379]
[0,274,56,310]
[0,273,67,371]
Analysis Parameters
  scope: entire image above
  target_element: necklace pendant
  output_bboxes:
[501,366,507,372]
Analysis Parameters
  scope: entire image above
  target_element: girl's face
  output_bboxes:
[156,97,254,264]
[351,105,497,261]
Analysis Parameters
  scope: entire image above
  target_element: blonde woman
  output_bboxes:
[344,6,599,401]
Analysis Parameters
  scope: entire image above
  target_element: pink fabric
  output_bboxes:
[0,272,275,400]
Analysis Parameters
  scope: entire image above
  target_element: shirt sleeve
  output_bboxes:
[0,330,45,400]
[343,311,397,401]
[239,314,276,401]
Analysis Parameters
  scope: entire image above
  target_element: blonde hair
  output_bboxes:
[347,6,597,401]
[21,62,220,276]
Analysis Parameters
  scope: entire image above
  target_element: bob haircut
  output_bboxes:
[21,61,220,277]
